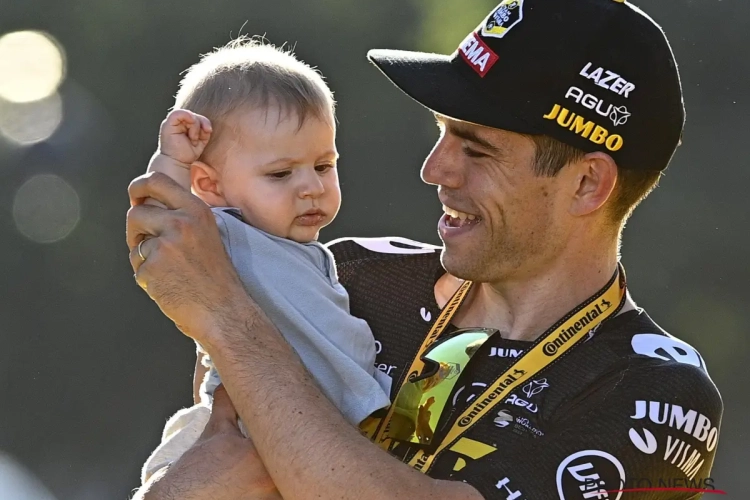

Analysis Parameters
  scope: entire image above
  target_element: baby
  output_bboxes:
[140,38,391,484]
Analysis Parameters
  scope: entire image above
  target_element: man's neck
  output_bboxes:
[445,246,624,342]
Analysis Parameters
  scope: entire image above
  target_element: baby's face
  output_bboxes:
[214,106,340,243]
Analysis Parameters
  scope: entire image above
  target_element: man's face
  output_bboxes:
[422,116,570,283]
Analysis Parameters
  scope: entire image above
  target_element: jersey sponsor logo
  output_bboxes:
[505,394,539,414]
[446,437,497,472]
[495,476,525,500]
[629,400,717,480]
[583,324,602,343]
[373,340,398,375]
[631,334,706,370]
[664,435,706,480]
[481,0,524,39]
[628,427,658,454]
[375,363,397,376]
[420,307,432,322]
[494,409,545,437]
[579,62,636,98]
[339,236,439,255]
[542,298,612,356]
[522,378,549,398]
[556,450,626,500]
[542,104,624,153]
[458,32,499,77]
[628,431,707,480]
[489,346,524,358]
[564,86,631,127]
[630,400,718,452]
[452,382,488,407]
[514,416,544,437]
[494,409,513,428]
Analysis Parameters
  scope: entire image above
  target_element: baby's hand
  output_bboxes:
[158,109,212,166]
[143,110,212,207]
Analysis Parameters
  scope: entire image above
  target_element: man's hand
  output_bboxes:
[127,172,249,341]
[136,386,280,500]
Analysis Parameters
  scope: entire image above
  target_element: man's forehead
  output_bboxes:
[435,113,519,151]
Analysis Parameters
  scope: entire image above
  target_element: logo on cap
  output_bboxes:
[481,0,524,39]
[458,32,499,78]
[543,104,625,152]
[610,106,631,127]
[564,87,632,127]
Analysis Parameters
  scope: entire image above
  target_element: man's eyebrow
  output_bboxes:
[444,119,501,154]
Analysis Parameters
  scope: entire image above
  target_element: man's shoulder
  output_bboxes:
[541,309,723,426]
[326,236,442,286]
[326,236,442,263]
[603,310,717,378]
[595,309,723,414]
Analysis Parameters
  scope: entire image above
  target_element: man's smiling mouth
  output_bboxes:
[442,205,482,228]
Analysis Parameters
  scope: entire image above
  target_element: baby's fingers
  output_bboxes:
[198,115,213,143]
[187,118,202,146]
[198,115,212,133]
[166,109,195,127]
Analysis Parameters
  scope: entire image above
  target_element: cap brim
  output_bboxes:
[367,49,538,134]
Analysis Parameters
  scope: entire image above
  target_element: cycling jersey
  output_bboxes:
[328,236,723,500]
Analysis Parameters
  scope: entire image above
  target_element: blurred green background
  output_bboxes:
[0,0,746,498]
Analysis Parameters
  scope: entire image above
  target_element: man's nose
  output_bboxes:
[299,169,326,198]
[421,138,463,189]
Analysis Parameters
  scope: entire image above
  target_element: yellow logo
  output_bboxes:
[448,438,497,472]
[543,104,624,152]
[481,0,524,39]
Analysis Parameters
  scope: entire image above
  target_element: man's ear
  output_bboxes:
[191,161,226,207]
[568,152,618,217]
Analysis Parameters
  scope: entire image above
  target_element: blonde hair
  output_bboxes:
[174,37,336,162]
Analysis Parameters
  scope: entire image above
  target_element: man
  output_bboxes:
[128,1,723,498]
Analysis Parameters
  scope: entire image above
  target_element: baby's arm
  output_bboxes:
[147,109,212,191]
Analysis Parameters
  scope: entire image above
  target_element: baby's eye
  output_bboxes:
[269,170,291,179]
[315,163,334,173]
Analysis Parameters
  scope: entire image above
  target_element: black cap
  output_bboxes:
[368,0,684,171]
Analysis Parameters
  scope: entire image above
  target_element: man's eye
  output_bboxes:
[463,145,487,158]
[269,171,291,179]
[315,164,334,173]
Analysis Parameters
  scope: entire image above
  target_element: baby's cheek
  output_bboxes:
[325,176,342,211]
[238,204,269,226]
[240,202,295,238]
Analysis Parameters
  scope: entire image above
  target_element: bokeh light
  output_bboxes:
[0,92,63,144]
[0,31,65,103]
[13,174,81,243]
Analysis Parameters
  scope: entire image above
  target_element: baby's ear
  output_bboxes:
[191,161,226,207]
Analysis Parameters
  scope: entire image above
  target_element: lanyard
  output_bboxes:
[364,265,626,474]
[364,280,474,446]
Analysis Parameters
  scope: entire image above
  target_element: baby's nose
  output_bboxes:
[299,172,325,198]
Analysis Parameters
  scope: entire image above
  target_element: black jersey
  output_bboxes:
[328,236,723,500]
